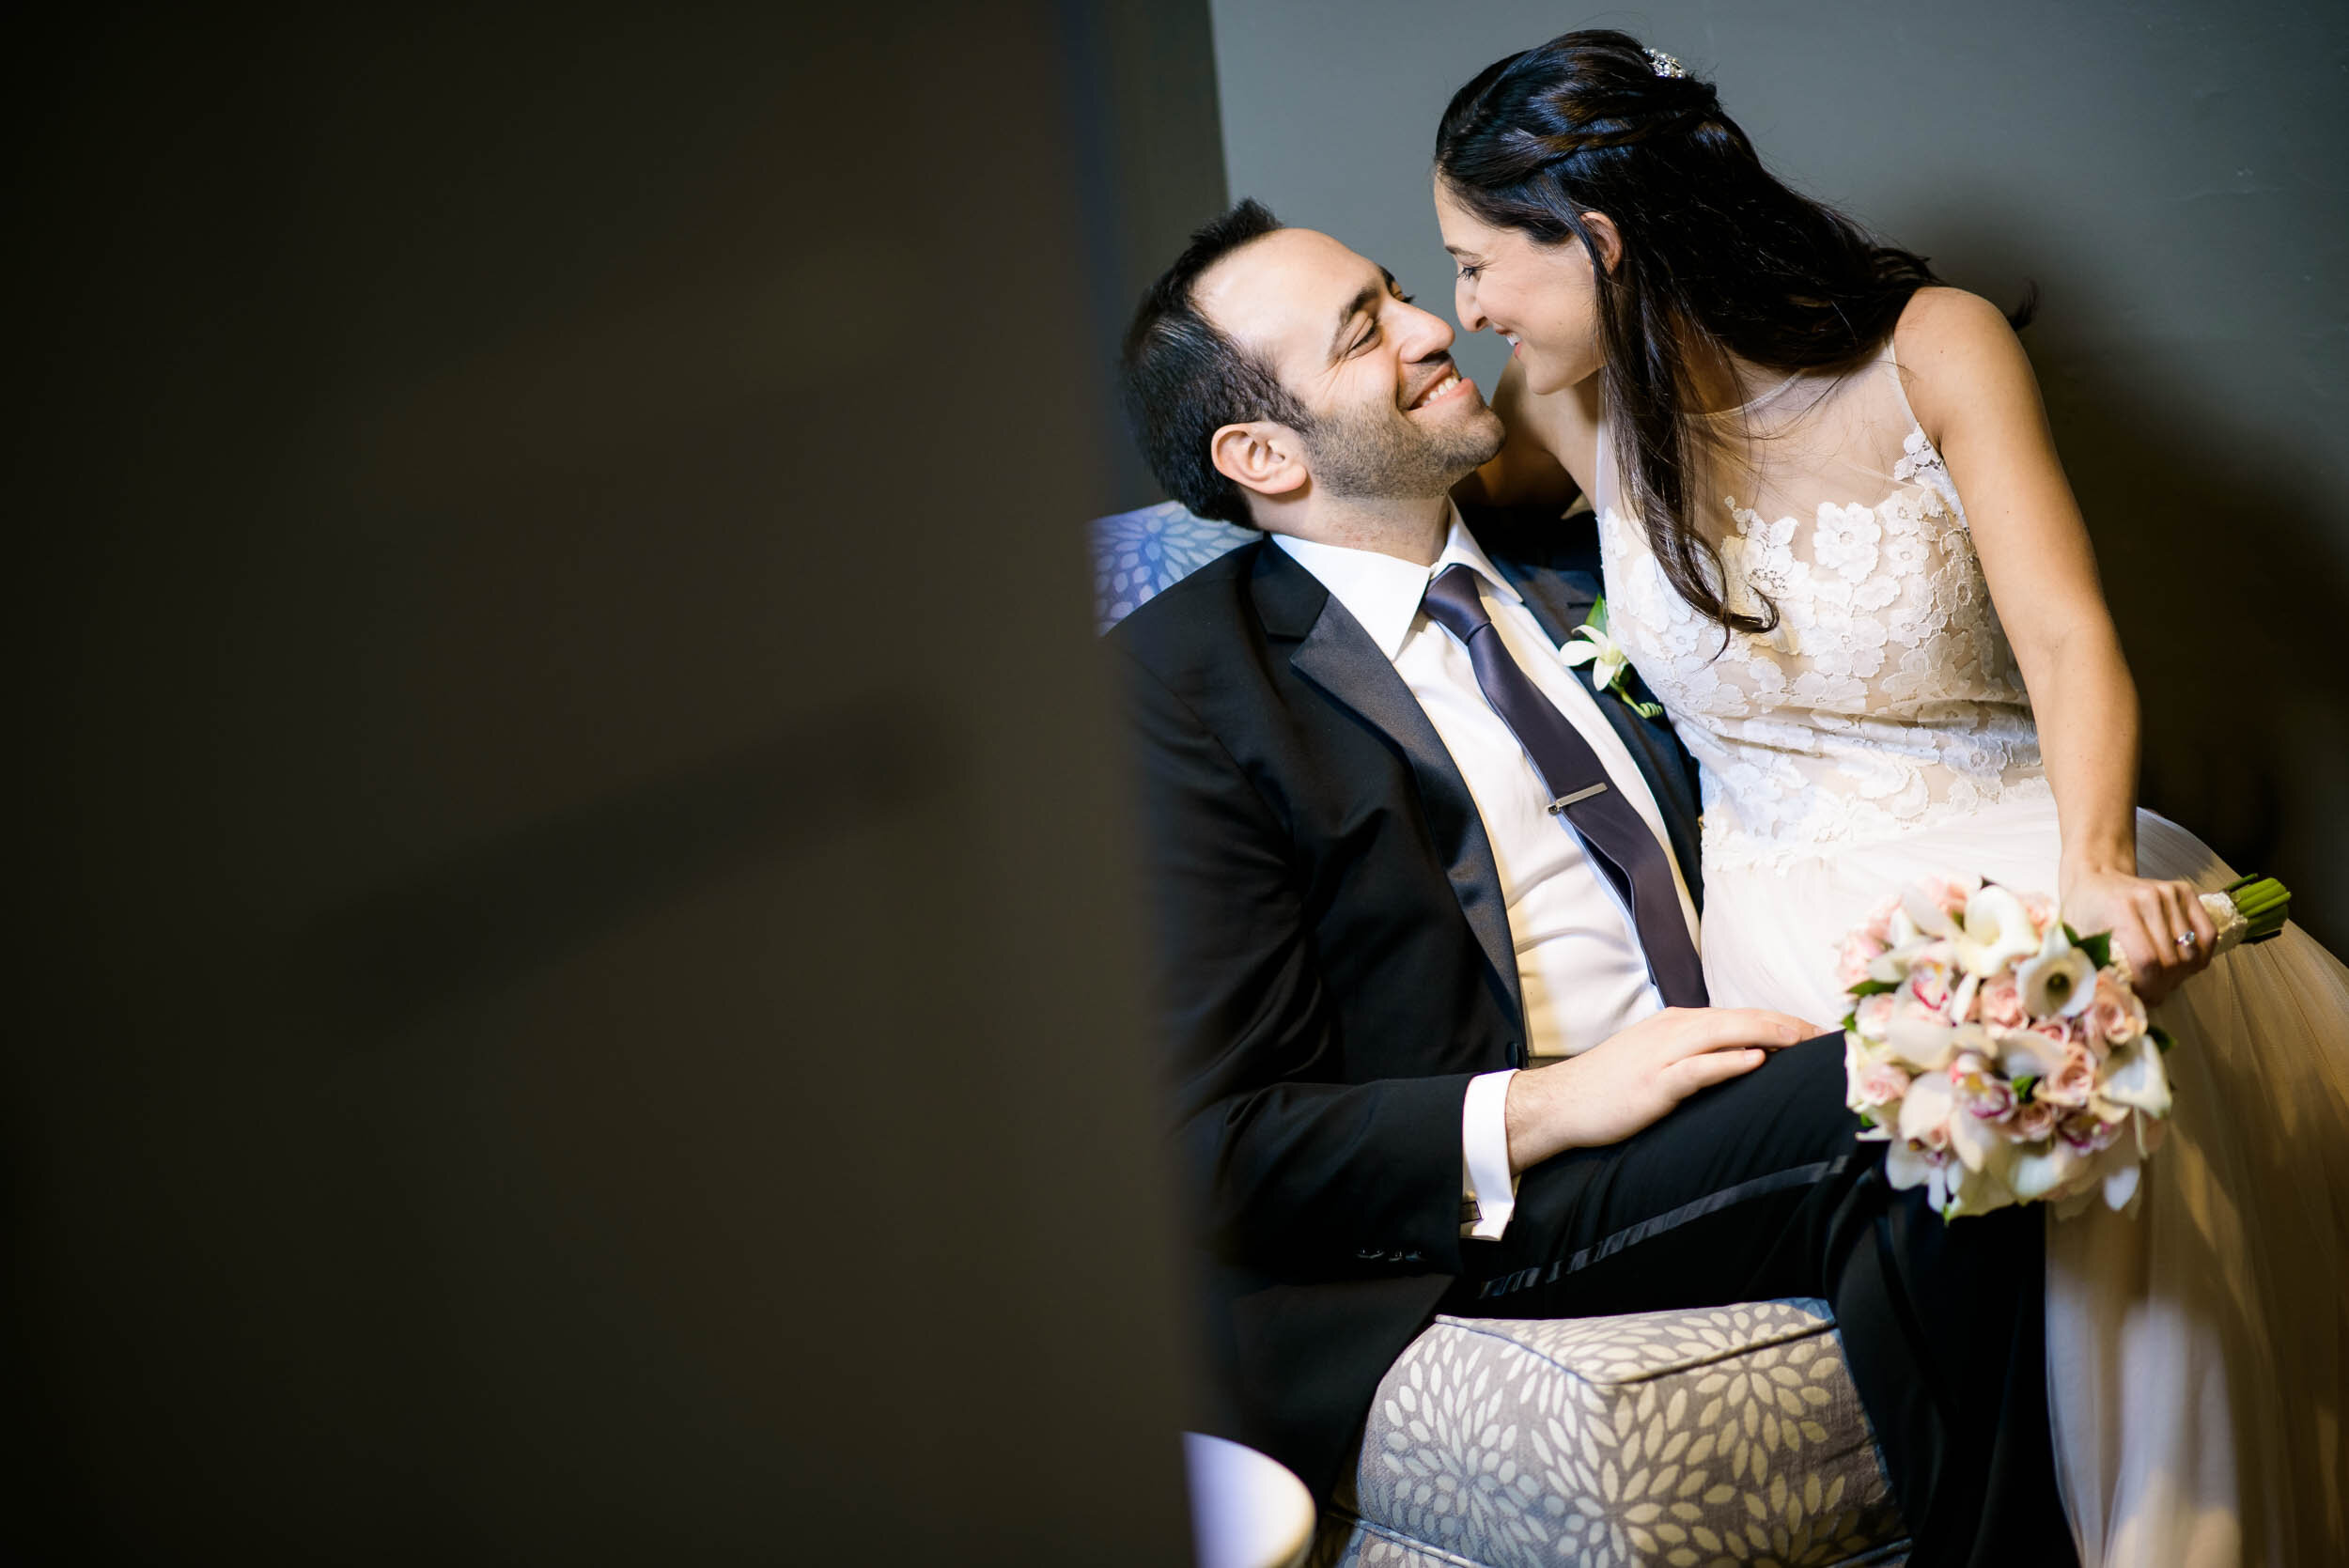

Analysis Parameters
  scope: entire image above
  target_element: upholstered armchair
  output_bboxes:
[1093,502,1912,1568]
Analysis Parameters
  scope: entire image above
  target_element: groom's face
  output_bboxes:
[1194,227,1502,502]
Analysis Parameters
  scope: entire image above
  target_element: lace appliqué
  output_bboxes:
[1601,424,2047,875]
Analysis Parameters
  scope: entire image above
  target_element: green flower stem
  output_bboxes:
[2220,875,2292,942]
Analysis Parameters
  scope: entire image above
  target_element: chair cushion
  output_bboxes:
[1315,1298,1907,1568]
[1090,501,1258,630]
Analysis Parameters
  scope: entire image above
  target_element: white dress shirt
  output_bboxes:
[1273,507,1699,1238]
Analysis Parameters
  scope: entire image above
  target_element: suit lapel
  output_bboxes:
[1253,548,1525,1034]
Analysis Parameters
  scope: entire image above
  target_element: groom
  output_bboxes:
[1112,201,2073,1566]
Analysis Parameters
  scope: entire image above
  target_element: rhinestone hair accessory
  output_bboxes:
[1642,46,1688,79]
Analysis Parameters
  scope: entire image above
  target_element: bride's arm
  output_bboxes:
[1453,358,1583,508]
[1897,287,2217,1001]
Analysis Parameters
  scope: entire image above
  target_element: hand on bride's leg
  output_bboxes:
[2057,865,2218,1003]
[1500,1006,1821,1172]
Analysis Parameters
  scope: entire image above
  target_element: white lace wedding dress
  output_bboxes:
[1595,349,2349,1566]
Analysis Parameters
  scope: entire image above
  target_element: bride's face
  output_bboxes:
[1434,179,1615,396]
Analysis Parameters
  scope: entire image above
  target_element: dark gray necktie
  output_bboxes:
[1420,564,1708,1008]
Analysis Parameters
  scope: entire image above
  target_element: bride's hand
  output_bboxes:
[2059,866,2218,1004]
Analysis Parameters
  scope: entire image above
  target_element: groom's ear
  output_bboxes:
[1208,420,1309,505]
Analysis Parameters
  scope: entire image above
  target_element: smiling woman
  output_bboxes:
[1432,33,1954,635]
[1416,24,2349,1567]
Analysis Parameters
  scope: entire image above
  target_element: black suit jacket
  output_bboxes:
[1111,507,1703,1497]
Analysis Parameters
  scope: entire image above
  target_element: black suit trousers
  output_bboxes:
[1446,1034,2075,1568]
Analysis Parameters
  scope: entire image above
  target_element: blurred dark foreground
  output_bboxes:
[6,6,1225,1562]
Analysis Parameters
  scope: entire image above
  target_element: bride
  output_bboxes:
[1433,30,2349,1567]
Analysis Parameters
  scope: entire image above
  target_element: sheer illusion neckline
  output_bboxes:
[1698,365,1801,420]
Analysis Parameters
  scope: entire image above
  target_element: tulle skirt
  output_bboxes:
[1699,797,2349,1567]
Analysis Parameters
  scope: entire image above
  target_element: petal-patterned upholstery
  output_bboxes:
[1083,513,1908,1565]
[1314,1300,1909,1568]
[1090,501,1258,631]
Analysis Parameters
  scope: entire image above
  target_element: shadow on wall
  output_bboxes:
[1931,215,2349,953]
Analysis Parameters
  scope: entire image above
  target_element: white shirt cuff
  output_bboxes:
[1460,1068,1520,1239]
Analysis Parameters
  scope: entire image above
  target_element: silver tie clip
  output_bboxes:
[1548,783,1609,813]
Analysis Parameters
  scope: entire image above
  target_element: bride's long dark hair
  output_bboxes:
[1437,30,2014,634]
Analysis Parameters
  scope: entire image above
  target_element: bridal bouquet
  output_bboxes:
[1838,873,2290,1219]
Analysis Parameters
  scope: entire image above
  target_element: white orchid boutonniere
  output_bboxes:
[1560,598,1663,719]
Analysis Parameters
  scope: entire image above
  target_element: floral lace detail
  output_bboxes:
[1599,362,2048,874]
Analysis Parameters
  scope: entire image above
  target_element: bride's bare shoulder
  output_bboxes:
[1891,286,2038,442]
[1500,360,1601,476]
[1458,358,1598,507]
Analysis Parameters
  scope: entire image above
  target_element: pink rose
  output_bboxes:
[1921,876,1973,920]
[1854,1061,1911,1109]
[1837,929,1889,988]
[2028,1017,2073,1051]
[1856,992,1898,1038]
[2039,1045,2098,1110]
[2022,892,2059,934]
[2011,1099,2061,1142]
[2083,973,2146,1049]
[1979,974,2027,1030]
[1859,894,1900,946]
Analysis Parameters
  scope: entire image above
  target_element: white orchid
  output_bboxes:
[2100,1157,2142,1213]
[1897,1069,1954,1147]
[2015,922,2099,1017]
[1883,1017,1996,1075]
[1995,1028,2072,1082]
[2005,1139,2092,1203]
[1901,883,1960,940]
[1864,906,1935,984]
[1560,622,1628,690]
[1884,1140,1965,1212]
[1956,883,2043,978]
[1561,598,1663,718]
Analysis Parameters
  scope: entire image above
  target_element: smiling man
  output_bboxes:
[1112,201,2068,1565]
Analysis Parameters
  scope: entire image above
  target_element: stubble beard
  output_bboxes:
[1301,401,1505,503]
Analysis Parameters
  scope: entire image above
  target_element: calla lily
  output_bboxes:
[2095,1039,2172,1117]
[1956,884,2042,977]
[2015,924,2098,1017]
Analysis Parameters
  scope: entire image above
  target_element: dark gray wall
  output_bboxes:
[9,7,1205,1561]
[1077,2,1233,509]
[1208,0,2349,950]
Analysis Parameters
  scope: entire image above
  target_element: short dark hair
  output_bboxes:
[1118,199,1312,527]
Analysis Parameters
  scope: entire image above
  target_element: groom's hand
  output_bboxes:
[1502,1007,1819,1174]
